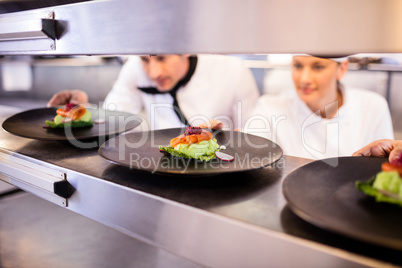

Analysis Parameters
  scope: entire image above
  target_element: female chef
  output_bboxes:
[245,54,394,159]
[48,54,259,131]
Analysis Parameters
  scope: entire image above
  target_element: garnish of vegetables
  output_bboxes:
[56,103,87,120]
[170,126,212,147]
[356,161,402,206]
[381,162,402,176]
[215,151,234,162]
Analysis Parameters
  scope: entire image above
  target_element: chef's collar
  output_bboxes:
[137,55,198,126]
[137,55,198,95]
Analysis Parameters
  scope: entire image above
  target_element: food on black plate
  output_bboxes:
[45,103,93,128]
[159,126,220,161]
[356,162,402,206]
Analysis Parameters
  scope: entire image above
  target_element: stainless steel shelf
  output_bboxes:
[1,0,402,55]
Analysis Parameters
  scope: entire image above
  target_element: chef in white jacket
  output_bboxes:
[245,54,394,160]
[48,54,260,131]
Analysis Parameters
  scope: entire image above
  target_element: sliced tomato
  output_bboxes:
[381,162,402,176]
[56,108,69,117]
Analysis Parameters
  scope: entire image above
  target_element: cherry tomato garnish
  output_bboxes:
[381,162,402,176]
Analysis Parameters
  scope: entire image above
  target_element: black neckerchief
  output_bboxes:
[137,56,198,126]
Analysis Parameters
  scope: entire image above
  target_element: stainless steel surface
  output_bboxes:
[0,148,66,191]
[0,11,55,41]
[0,191,201,268]
[0,0,90,14]
[0,172,67,206]
[0,0,402,55]
[0,129,68,207]
[0,179,18,195]
[0,10,56,52]
[0,105,399,267]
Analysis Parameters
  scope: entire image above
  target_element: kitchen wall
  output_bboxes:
[0,56,122,108]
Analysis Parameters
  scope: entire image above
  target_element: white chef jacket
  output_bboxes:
[245,87,394,160]
[104,55,259,131]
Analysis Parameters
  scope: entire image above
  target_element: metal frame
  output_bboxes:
[0,148,68,206]
[0,0,402,56]
[0,10,56,52]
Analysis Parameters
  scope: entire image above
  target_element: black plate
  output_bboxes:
[283,156,402,250]
[2,107,142,141]
[98,128,283,176]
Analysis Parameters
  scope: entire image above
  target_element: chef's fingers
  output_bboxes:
[351,143,372,156]
[47,90,88,107]
[47,91,73,107]
[352,139,394,158]
[211,121,223,130]
[69,90,88,105]
[388,142,402,166]
[354,139,402,166]
[197,119,223,130]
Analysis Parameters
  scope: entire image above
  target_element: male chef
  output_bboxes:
[48,54,260,131]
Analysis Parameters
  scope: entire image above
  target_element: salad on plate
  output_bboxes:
[159,126,234,162]
[356,162,402,206]
[45,103,93,128]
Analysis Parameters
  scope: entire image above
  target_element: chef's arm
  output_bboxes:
[352,139,402,166]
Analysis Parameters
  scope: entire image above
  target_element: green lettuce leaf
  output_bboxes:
[45,120,94,128]
[45,111,93,128]
[159,139,219,162]
[356,171,402,207]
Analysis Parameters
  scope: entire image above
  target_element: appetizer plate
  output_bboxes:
[2,107,142,141]
[98,128,283,176]
[283,156,402,250]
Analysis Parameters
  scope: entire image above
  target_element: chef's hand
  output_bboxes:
[47,90,88,107]
[352,139,402,166]
[197,119,223,130]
